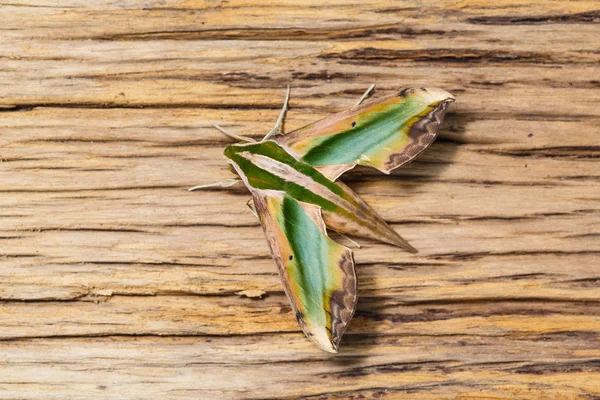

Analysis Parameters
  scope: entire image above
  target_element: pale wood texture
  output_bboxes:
[1,1,599,399]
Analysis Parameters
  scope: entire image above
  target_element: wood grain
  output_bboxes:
[1,1,599,399]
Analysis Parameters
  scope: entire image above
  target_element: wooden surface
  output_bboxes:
[1,1,599,399]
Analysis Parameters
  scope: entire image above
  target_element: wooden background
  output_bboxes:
[1,1,599,399]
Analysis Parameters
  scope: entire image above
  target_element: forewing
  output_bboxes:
[252,191,357,353]
[277,87,454,180]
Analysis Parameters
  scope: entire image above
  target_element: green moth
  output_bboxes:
[192,86,454,353]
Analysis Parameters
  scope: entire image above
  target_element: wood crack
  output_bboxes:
[468,11,600,25]
[319,48,596,65]
[90,24,456,42]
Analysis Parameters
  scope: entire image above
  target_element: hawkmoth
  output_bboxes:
[191,85,454,353]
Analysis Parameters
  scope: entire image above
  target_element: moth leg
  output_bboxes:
[188,178,240,192]
[355,84,375,106]
[209,120,256,143]
[336,232,361,248]
[262,85,291,140]
[246,199,258,219]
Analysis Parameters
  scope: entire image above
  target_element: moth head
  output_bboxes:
[223,142,247,161]
[222,142,255,181]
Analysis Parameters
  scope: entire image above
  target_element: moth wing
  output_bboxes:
[252,191,357,353]
[277,87,454,180]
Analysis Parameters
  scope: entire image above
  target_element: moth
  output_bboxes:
[191,85,454,353]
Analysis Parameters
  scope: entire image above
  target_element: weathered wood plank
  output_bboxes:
[3,293,600,339]
[0,0,599,398]
[0,334,598,400]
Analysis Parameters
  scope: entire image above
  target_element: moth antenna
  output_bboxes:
[337,232,361,248]
[209,120,256,143]
[262,85,291,141]
[246,199,259,219]
[355,84,375,106]
[188,179,240,192]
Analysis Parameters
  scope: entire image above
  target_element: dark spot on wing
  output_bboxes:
[398,87,415,97]
[289,255,293,260]
[351,121,356,127]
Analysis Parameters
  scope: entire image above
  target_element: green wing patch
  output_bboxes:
[278,87,454,179]
[252,192,357,353]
